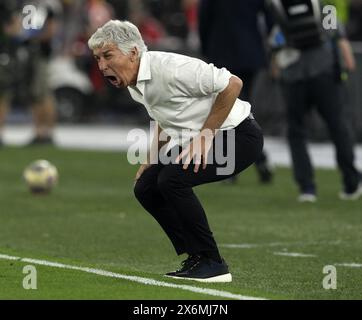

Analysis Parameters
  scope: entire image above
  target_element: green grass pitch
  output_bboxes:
[0,146,361,299]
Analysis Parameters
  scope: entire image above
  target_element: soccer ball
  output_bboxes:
[23,160,59,194]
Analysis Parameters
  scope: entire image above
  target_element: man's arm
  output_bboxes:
[201,76,243,135]
[176,76,243,172]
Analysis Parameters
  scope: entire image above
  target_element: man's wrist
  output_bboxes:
[200,127,217,138]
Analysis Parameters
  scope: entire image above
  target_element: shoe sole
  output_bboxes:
[298,196,317,203]
[165,273,232,283]
[339,193,362,200]
[339,185,362,200]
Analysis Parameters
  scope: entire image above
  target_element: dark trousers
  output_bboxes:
[134,118,263,256]
[282,72,359,193]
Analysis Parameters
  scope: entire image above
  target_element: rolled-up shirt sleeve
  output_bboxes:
[172,58,232,97]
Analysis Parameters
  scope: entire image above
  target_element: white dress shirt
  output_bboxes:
[128,51,251,146]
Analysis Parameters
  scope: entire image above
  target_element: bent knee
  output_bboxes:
[134,179,151,202]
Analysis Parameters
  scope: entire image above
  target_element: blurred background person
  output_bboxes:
[198,0,274,184]
[0,0,62,146]
[2,0,362,151]
[27,0,62,145]
[84,0,115,115]
[128,0,167,48]
[268,0,361,202]
[182,0,200,52]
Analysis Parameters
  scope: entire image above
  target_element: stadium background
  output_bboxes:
[1,0,362,301]
[2,0,362,141]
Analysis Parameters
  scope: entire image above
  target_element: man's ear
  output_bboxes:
[130,47,139,62]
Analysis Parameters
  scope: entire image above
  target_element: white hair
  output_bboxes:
[88,20,147,57]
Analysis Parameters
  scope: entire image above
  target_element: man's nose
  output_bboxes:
[98,59,108,72]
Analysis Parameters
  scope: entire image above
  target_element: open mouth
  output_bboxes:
[105,75,120,87]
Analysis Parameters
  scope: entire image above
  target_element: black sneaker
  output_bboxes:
[165,255,202,277]
[167,256,232,283]
[339,183,362,200]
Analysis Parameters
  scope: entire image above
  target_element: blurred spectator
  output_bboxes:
[129,0,167,47]
[87,0,114,35]
[86,0,115,93]
[148,0,189,38]
[182,0,200,51]
[28,0,63,144]
[59,0,115,120]
[128,0,189,53]
[198,0,274,184]
[0,0,62,146]
[183,0,198,32]
[268,0,361,201]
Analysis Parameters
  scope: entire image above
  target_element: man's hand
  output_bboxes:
[134,164,151,184]
[174,76,242,173]
[175,131,214,173]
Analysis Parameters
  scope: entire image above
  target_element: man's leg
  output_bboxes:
[134,164,187,255]
[282,81,315,194]
[311,73,360,193]
[31,95,57,143]
[30,58,57,144]
[157,167,221,260]
[156,119,264,261]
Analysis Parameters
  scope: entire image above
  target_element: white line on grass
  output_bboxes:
[273,252,317,258]
[335,263,362,268]
[0,254,20,260]
[0,253,266,300]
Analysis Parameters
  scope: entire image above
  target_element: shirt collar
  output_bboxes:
[134,52,151,94]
